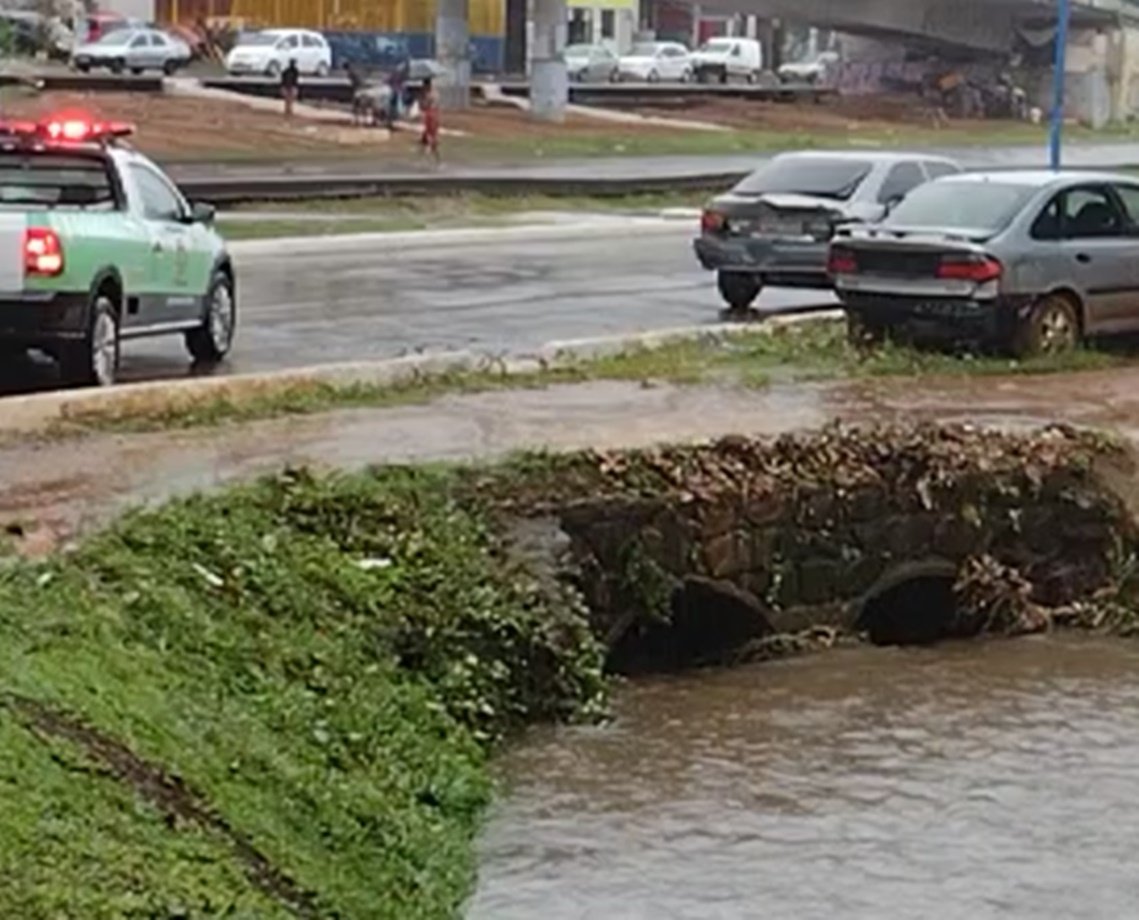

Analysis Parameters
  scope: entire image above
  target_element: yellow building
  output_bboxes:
[212,0,503,37]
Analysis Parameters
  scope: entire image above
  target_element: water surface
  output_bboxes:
[469,636,1139,919]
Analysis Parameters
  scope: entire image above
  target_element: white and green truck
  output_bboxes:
[0,116,236,387]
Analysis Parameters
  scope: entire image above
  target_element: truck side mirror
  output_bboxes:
[187,201,215,224]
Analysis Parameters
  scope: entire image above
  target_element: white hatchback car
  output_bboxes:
[224,29,332,77]
[617,42,692,83]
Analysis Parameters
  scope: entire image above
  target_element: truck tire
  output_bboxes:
[186,270,236,364]
[60,293,120,388]
[717,271,761,312]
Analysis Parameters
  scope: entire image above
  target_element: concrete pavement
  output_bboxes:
[162,141,1139,184]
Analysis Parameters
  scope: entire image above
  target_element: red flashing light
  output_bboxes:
[24,228,63,276]
[701,209,726,234]
[935,254,1002,284]
[38,116,135,144]
[827,245,857,275]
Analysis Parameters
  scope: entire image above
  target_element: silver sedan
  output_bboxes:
[828,170,1139,356]
[72,28,191,75]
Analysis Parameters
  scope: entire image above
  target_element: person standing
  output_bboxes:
[386,58,409,129]
[281,58,300,119]
[419,75,440,163]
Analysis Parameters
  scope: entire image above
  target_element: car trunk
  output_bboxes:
[832,229,991,277]
[706,192,845,241]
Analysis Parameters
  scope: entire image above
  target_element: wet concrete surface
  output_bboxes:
[0,223,832,395]
[5,365,1139,552]
[164,141,1139,181]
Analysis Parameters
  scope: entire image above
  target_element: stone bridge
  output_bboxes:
[502,426,1134,674]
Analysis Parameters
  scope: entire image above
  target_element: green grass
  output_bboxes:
[56,320,1132,436]
[0,466,606,918]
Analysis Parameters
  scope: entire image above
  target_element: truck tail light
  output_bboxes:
[25,228,63,276]
[701,209,726,234]
[827,245,857,275]
[935,254,1002,283]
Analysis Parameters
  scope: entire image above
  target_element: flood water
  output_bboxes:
[467,636,1139,920]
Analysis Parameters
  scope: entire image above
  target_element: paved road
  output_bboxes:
[0,220,834,392]
[164,141,1139,184]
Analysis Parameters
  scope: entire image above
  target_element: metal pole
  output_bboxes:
[1049,0,1071,170]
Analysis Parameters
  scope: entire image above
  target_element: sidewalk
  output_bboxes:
[2,365,1137,555]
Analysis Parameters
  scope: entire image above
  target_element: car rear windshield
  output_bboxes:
[885,179,1037,233]
[0,153,116,210]
[92,30,131,45]
[733,157,872,200]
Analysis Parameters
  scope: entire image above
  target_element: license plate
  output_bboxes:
[751,215,804,236]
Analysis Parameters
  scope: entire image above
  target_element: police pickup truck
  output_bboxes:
[0,115,235,387]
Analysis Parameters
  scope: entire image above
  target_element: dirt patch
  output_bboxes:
[0,89,681,160]
[4,692,321,919]
[626,93,996,134]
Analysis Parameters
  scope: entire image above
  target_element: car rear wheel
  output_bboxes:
[846,312,886,348]
[315,61,330,77]
[109,58,125,74]
[60,293,120,388]
[717,271,761,311]
[186,270,237,365]
[75,61,90,73]
[265,60,281,78]
[163,59,178,76]
[1010,293,1080,358]
[647,69,660,83]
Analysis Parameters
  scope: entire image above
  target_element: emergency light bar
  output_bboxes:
[0,116,136,145]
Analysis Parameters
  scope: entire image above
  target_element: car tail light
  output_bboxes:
[935,254,1002,283]
[701,209,726,234]
[827,245,857,275]
[24,228,63,276]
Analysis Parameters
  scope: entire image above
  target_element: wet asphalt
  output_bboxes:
[0,222,834,392]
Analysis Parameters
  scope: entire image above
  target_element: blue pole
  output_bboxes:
[1049,0,1071,169]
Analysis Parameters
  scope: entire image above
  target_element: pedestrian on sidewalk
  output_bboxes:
[281,58,299,119]
[419,76,440,164]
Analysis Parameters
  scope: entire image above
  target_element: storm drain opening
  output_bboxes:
[857,570,969,646]
[608,576,773,675]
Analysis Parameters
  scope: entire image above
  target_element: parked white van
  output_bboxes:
[690,37,763,84]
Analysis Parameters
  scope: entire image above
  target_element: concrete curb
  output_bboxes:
[0,311,841,436]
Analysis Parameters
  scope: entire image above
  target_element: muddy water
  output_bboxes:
[467,636,1139,920]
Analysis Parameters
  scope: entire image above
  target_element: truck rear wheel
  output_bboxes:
[186,270,236,365]
[60,294,120,388]
[717,271,761,312]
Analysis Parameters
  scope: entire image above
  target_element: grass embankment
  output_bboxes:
[0,466,605,917]
[61,320,1128,434]
[218,191,709,240]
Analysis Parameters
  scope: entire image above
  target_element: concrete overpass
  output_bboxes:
[690,0,1128,53]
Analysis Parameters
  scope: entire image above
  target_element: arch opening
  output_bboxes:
[608,576,773,675]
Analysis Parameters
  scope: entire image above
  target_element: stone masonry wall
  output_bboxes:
[496,425,1134,673]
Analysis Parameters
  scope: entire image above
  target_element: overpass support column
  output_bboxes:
[436,0,471,110]
[531,0,568,123]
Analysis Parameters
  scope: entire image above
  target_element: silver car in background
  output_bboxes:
[694,151,960,311]
[828,171,1139,356]
[565,43,619,83]
[71,27,191,75]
